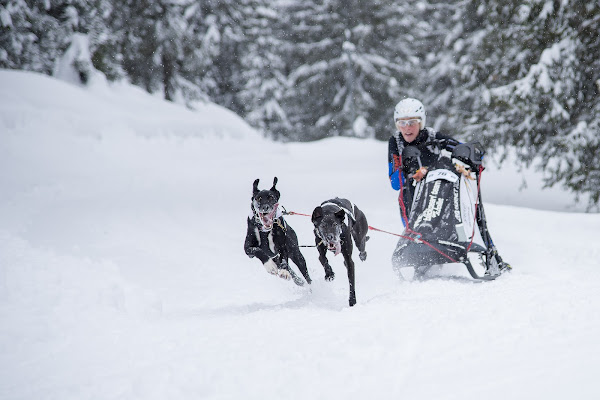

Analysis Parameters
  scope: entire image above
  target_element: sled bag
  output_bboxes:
[393,155,485,268]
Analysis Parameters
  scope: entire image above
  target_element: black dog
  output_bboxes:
[244,177,311,286]
[311,198,369,306]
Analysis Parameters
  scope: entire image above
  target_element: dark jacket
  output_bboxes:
[388,128,458,226]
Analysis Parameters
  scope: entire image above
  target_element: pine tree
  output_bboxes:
[236,0,290,138]
[117,0,167,97]
[190,0,247,113]
[1,0,112,80]
[436,0,600,207]
[0,1,66,74]
[415,0,479,135]
[277,0,416,141]
[114,0,207,102]
[0,0,35,70]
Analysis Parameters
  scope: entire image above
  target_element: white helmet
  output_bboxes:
[393,98,426,129]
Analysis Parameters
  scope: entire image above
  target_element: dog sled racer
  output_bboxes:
[388,98,459,227]
[387,98,511,280]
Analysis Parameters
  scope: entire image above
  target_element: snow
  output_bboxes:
[493,37,575,100]
[53,33,94,86]
[1,69,599,399]
[0,7,12,28]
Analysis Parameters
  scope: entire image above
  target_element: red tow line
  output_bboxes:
[284,210,458,263]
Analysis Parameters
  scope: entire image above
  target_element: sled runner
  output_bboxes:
[392,142,511,281]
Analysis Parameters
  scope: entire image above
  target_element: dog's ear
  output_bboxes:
[271,177,280,200]
[335,209,346,222]
[253,179,260,197]
[311,206,323,224]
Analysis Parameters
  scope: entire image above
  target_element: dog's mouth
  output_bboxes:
[325,240,342,256]
[259,211,275,229]
[253,201,279,230]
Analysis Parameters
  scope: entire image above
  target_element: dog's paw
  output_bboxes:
[325,272,335,281]
[263,259,278,275]
[349,295,356,307]
[359,251,367,262]
[277,268,291,280]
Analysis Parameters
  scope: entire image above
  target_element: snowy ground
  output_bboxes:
[1,70,599,400]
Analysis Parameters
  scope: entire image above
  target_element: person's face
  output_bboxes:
[395,117,421,143]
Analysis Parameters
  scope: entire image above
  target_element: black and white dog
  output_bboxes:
[311,198,369,306]
[244,177,311,286]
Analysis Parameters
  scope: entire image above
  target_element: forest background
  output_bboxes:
[1,0,599,207]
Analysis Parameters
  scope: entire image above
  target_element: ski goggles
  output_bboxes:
[395,118,421,128]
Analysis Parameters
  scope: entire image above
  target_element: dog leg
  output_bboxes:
[289,248,311,284]
[317,242,335,281]
[358,251,367,262]
[277,266,292,280]
[343,257,357,307]
[352,228,367,262]
[277,260,307,286]
[351,208,369,262]
[285,227,312,284]
[339,233,357,306]
[263,257,279,275]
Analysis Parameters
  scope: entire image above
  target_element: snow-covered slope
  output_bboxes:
[1,70,599,400]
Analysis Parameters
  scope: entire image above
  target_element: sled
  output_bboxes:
[392,142,511,281]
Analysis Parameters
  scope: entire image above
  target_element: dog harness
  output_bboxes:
[320,199,356,222]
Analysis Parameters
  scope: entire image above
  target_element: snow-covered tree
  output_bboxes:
[114,0,210,103]
[439,0,600,207]
[1,1,67,74]
[236,0,290,138]
[2,0,598,206]
[1,0,112,81]
[117,0,175,99]
[414,0,477,135]
[0,0,36,70]
[189,0,247,112]
[277,0,416,141]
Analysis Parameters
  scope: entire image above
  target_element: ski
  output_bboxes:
[464,258,512,281]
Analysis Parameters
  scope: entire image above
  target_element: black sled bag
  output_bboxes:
[392,154,485,270]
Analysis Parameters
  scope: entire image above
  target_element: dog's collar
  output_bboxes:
[256,217,285,232]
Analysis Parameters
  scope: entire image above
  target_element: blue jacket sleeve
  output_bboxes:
[388,137,401,191]
[389,162,400,191]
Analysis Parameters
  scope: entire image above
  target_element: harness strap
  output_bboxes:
[276,218,286,232]
[320,201,356,221]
